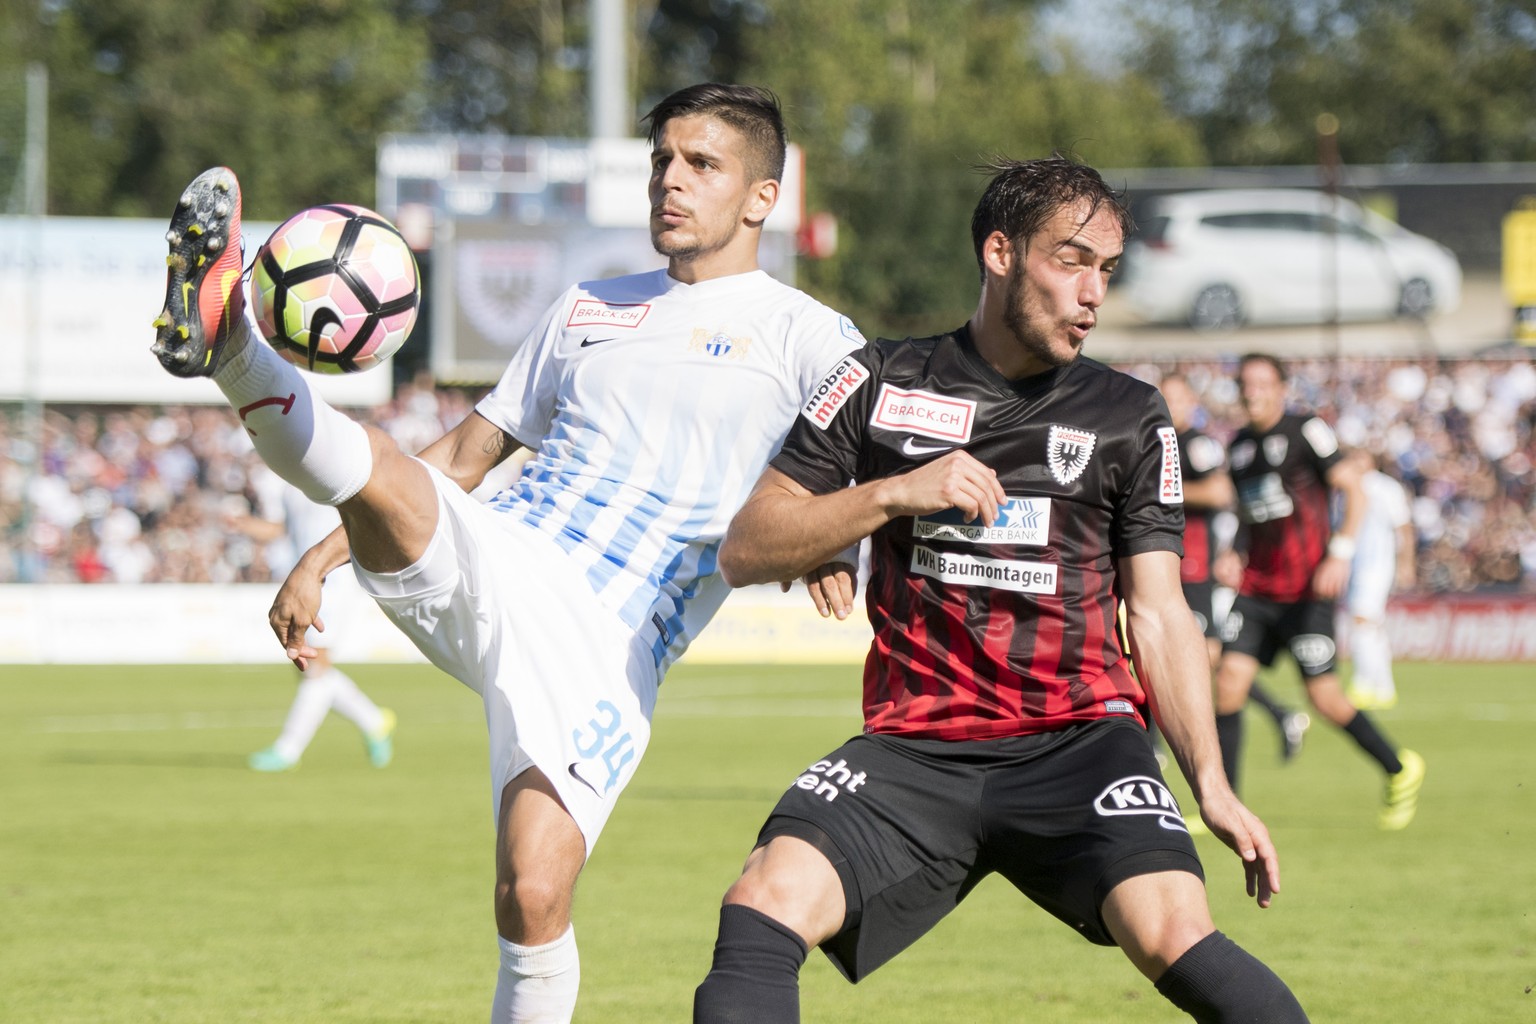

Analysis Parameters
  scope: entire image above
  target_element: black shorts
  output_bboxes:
[755,718,1204,982]
[1182,580,1218,639]
[1220,593,1338,677]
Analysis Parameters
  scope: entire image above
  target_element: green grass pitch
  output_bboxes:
[2,660,1532,1022]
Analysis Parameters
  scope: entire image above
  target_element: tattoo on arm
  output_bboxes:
[484,430,517,465]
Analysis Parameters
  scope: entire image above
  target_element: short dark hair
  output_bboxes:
[969,155,1133,279]
[1238,352,1287,382]
[641,83,787,185]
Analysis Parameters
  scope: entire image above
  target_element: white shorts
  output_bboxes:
[352,463,660,855]
[1346,561,1393,620]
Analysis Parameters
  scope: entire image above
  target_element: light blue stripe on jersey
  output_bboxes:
[489,374,729,648]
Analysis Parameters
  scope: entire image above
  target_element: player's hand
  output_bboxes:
[1214,549,1243,589]
[877,450,1006,526]
[789,561,858,619]
[1311,555,1349,599]
[270,565,325,670]
[1197,789,1281,909]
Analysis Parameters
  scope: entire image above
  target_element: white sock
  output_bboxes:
[212,318,373,506]
[326,669,387,735]
[271,669,337,760]
[491,926,580,1024]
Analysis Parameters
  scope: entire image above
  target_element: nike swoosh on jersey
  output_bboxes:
[580,336,617,347]
[901,437,955,457]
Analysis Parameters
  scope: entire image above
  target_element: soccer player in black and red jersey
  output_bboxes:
[1159,372,1310,765]
[692,158,1308,1023]
[1215,353,1425,830]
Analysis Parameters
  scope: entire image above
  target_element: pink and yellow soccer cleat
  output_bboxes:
[151,166,246,377]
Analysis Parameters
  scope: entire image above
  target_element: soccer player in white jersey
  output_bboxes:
[149,83,864,1022]
[226,467,396,772]
[1342,448,1416,710]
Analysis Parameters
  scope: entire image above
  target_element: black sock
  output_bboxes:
[1343,712,1403,774]
[1215,712,1244,791]
[1155,931,1309,1022]
[694,905,808,1024]
[1247,682,1288,725]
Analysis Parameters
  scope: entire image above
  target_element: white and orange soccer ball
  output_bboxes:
[251,204,420,374]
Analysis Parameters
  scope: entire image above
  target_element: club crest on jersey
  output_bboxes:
[870,384,976,442]
[1046,424,1097,485]
[1157,427,1183,504]
[1094,775,1186,832]
[567,298,651,328]
[689,328,753,360]
[802,356,870,429]
[1263,435,1289,465]
[912,497,1051,546]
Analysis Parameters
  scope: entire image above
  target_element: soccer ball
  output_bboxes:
[251,204,420,374]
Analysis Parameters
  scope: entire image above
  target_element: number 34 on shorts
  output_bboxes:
[569,700,637,795]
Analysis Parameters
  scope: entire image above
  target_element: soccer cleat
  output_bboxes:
[365,708,397,768]
[248,746,299,773]
[1348,685,1398,711]
[1280,711,1310,762]
[150,166,246,377]
[1380,748,1426,830]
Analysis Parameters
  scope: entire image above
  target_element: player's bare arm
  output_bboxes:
[415,411,526,494]
[1315,455,1366,598]
[720,452,1006,587]
[268,525,354,668]
[1119,549,1281,908]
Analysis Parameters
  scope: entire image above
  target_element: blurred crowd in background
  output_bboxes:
[3,357,1535,593]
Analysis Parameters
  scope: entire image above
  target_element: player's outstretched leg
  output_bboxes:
[694,905,808,1024]
[1154,931,1310,1022]
[151,166,247,378]
[151,168,375,508]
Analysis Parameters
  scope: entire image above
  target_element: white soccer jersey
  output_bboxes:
[1349,469,1412,617]
[475,268,864,670]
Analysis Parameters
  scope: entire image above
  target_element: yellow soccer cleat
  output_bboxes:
[1379,748,1425,830]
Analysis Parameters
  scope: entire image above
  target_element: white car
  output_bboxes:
[1114,188,1463,330]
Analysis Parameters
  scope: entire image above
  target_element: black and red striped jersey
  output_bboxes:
[1177,427,1226,584]
[1228,412,1343,602]
[772,327,1186,740]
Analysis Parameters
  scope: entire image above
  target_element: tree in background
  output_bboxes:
[639,0,1204,335]
[1118,0,1536,166]
[5,0,1534,331]
[6,0,428,221]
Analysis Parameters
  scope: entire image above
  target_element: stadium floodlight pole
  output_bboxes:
[1316,112,1342,373]
[19,62,47,581]
[589,0,629,138]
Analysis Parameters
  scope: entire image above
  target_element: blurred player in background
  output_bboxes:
[1158,373,1309,765]
[694,157,1307,1024]
[1217,353,1424,830]
[1342,447,1416,710]
[226,469,395,772]
[149,83,863,1023]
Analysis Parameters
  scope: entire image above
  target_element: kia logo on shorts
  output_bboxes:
[1094,775,1186,831]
